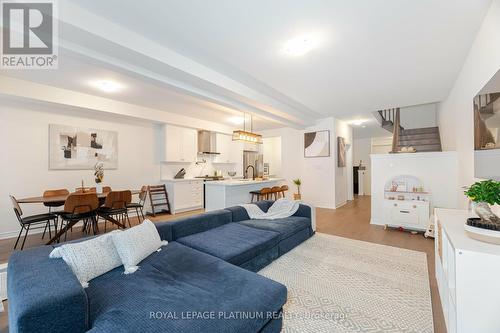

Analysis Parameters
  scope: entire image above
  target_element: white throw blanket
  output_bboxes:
[241,199,300,220]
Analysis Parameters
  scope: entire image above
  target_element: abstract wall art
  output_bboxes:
[337,136,346,167]
[49,124,118,170]
[304,130,330,158]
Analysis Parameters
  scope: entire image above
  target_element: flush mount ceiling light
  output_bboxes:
[232,113,263,144]
[283,34,319,56]
[90,80,123,93]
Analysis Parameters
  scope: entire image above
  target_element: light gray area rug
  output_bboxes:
[259,233,434,333]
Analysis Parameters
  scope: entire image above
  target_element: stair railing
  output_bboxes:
[391,108,401,153]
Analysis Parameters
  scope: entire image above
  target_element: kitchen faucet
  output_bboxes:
[245,165,256,180]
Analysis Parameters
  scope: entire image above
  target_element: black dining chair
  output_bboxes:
[41,189,69,240]
[127,186,148,223]
[58,193,100,241]
[10,195,58,250]
[98,190,132,232]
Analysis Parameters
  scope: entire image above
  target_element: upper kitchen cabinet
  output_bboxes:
[163,124,197,162]
[214,133,242,164]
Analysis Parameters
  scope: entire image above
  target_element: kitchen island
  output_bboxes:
[205,178,284,211]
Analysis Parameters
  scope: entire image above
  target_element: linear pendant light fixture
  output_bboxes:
[232,113,263,144]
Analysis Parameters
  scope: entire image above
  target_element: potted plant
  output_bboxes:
[464,180,500,229]
[293,178,302,200]
[94,162,104,193]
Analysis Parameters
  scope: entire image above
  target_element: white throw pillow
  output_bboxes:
[111,220,168,274]
[49,230,123,288]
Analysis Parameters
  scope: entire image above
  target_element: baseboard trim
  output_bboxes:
[335,201,347,209]
[0,210,143,240]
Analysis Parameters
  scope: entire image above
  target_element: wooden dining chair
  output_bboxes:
[98,190,132,232]
[75,186,112,193]
[41,189,69,240]
[10,195,58,250]
[58,193,99,241]
[127,186,148,223]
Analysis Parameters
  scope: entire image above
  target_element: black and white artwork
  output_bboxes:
[49,124,118,169]
[304,130,330,157]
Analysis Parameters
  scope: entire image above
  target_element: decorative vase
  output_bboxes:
[95,183,103,194]
[473,201,500,225]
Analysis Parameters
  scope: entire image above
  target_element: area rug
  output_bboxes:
[259,233,434,333]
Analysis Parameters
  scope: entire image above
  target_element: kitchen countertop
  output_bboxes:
[204,178,284,187]
[161,178,205,182]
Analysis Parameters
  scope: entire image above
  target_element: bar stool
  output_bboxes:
[270,186,282,200]
[250,187,273,202]
[280,185,289,198]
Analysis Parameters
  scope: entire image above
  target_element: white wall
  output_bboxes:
[400,103,438,129]
[261,117,353,209]
[438,0,500,208]
[335,119,353,207]
[370,152,459,226]
[0,104,161,238]
[263,137,282,177]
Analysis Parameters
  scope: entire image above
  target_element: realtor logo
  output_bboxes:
[1,0,58,69]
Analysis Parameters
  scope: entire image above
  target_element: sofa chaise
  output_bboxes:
[8,201,314,333]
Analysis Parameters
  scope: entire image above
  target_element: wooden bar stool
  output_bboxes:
[280,185,289,198]
[250,187,273,202]
[270,186,282,200]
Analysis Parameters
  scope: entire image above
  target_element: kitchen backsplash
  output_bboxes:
[160,155,243,179]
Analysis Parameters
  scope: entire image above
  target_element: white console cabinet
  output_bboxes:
[435,208,500,333]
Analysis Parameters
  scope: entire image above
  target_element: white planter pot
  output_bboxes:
[95,184,103,194]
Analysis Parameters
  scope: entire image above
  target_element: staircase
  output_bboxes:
[398,127,442,152]
[377,108,442,153]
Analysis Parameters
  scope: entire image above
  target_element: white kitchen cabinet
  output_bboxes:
[163,124,197,162]
[163,179,203,214]
[214,134,242,164]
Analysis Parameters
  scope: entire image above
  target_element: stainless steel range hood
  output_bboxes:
[197,130,220,155]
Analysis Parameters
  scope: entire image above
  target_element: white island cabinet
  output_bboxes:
[163,179,203,214]
[205,178,284,211]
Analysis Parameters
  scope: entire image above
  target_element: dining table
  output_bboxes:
[17,189,141,245]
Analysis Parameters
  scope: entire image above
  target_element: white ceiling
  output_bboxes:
[70,0,491,117]
[0,1,492,131]
[1,54,279,130]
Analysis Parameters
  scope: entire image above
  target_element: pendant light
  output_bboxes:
[232,113,263,144]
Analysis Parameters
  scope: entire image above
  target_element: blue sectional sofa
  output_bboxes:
[8,201,314,333]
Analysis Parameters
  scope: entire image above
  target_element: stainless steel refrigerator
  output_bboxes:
[243,151,264,178]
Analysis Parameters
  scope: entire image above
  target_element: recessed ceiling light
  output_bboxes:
[362,125,367,128]
[228,116,245,125]
[348,118,371,126]
[283,35,318,56]
[90,80,123,93]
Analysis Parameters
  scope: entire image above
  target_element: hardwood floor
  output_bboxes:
[0,197,444,332]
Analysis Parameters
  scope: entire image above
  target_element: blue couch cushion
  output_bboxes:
[86,242,286,333]
[237,216,311,241]
[176,223,280,266]
[168,209,232,240]
[8,246,88,333]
